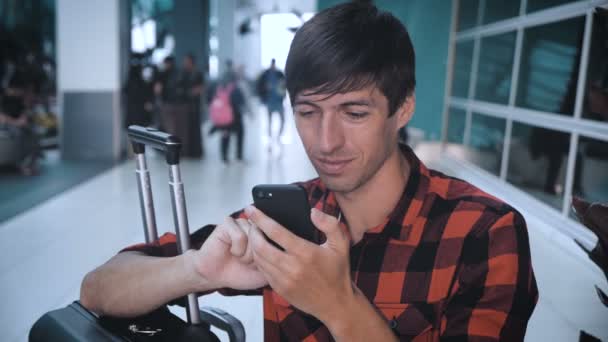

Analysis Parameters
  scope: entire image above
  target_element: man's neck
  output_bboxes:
[335,147,410,244]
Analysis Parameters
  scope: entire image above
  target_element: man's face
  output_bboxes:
[293,85,413,194]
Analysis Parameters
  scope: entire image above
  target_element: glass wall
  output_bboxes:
[444,0,608,215]
[475,32,516,104]
[507,122,569,209]
[451,41,474,98]
[516,16,585,115]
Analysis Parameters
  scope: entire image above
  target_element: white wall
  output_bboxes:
[233,9,261,80]
[217,0,236,76]
[230,0,316,80]
[57,0,121,91]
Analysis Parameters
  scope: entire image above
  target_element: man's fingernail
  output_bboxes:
[245,206,255,216]
[311,208,322,219]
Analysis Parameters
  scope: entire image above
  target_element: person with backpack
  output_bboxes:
[208,64,246,163]
[256,58,286,146]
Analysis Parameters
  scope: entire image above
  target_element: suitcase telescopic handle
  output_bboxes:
[124,126,245,340]
[127,125,202,325]
[127,125,181,165]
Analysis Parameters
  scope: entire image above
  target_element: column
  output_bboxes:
[56,0,130,161]
[173,0,210,71]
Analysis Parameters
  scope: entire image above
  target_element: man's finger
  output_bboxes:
[249,222,290,268]
[234,218,255,264]
[252,240,287,291]
[310,208,348,249]
[222,217,248,258]
[245,205,301,252]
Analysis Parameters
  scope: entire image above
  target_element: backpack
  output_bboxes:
[210,83,235,127]
[255,71,268,100]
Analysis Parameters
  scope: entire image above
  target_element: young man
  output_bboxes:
[81,3,538,341]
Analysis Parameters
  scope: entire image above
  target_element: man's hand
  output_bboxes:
[245,206,354,324]
[190,217,268,291]
[80,217,267,317]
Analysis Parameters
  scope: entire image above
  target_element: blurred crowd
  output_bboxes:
[0,51,57,175]
[124,54,288,164]
[0,48,289,176]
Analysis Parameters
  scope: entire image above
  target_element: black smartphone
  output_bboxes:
[252,184,317,244]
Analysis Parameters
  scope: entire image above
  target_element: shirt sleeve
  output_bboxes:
[120,209,263,297]
[441,210,539,341]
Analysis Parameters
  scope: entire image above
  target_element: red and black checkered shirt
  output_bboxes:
[123,145,538,341]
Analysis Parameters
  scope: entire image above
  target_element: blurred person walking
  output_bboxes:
[257,58,286,145]
[208,62,246,163]
[180,54,205,158]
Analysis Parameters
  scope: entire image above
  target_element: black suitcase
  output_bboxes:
[29,126,245,341]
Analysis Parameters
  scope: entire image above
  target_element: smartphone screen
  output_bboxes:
[252,184,317,244]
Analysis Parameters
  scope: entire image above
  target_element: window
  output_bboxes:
[444,0,608,217]
[457,0,480,31]
[452,41,474,98]
[507,122,569,209]
[582,8,608,124]
[526,0,578,14]
[475,32,516,104]
[516,17,585,115]
[447,108,467,144]
[482,0,520,24]
[574,136,608,204]
[469,113,506,175]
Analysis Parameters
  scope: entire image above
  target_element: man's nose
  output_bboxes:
[319,113,345,154]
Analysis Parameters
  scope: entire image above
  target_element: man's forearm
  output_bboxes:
[324,287,398,342]
[80,250,210,317]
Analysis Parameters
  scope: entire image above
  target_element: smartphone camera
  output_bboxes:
[256,190,265,199]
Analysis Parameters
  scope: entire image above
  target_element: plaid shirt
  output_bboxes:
[123,145,538,341]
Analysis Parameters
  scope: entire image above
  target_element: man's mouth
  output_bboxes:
[314,157,354,176]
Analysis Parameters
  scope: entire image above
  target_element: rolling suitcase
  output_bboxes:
[29,125,245,341]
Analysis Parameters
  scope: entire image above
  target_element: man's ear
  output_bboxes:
[395,93,415,130]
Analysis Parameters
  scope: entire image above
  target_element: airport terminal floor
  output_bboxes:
[1,109,607,341]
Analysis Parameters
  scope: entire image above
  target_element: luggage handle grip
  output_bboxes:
[127,125,181,165]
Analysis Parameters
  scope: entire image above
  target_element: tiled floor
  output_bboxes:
[1,107,607,341]
[0,149,115,224]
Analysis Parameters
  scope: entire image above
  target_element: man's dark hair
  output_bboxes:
[285,2,415,116]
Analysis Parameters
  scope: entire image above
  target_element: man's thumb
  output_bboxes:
[311,208,346,246]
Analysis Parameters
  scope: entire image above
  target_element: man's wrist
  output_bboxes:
[323,286,397,342]
[321,286,360,338]
[178,250,213,293]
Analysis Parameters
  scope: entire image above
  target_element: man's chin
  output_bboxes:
[318,174,357,193]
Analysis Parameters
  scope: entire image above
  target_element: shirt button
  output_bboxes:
[389,318,398,329]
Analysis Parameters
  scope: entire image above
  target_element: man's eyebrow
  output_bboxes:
[338,100,372,107]
[293,100,373,107]
[293,100,319,107]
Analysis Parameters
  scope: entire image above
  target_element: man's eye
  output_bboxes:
[298,111,314,117]
[347,112,367,119]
